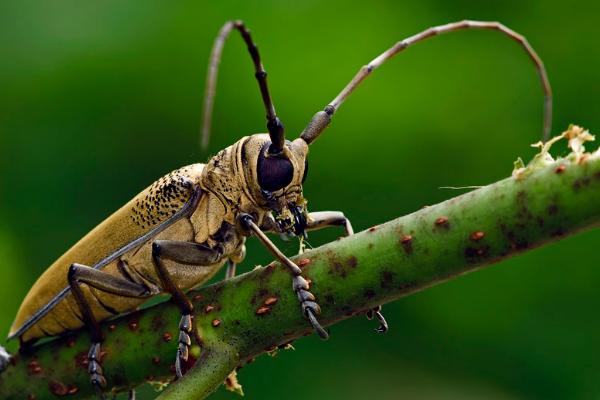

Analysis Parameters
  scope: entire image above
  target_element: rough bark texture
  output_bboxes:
[1,130,599,400]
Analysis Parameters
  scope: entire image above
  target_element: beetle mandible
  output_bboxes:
[2,19,552,398]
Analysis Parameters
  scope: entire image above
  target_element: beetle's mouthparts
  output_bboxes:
[273,204,307,238]
[290,204,308,238]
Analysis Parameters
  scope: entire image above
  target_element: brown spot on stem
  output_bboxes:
[163,332,172,342]
[256,306,270,315]
[212,319,221,327]
[66,338,75,348]
[331,261,347,278]
[205,305,215,313]
[74,352,88,368]
[399,234,413,254]
[48,381,68,396]
[435,216,449,227]
[465,246,490,261]
[380,271,394,289]
[264,297,278,306]
[67,386,79,395]
[364,289,376,299]
[347,256,358,268]
[108,324,116,332]
[368,243,374,250]
[261,262,277,278]
[547,203,559,215]
[555,164,566,173]
[573,177,591,191]
[470,231,485,241]
[27,360,42,375]
[193,294,203,302]
[152,356,161,365]
[297,258,311,267]
[128,320,139,331]
[368,225,379,232]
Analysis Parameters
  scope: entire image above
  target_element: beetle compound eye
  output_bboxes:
[257,143,294,191]
[302,159,309,184]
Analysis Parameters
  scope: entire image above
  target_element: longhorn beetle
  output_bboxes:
[3,20,552,398]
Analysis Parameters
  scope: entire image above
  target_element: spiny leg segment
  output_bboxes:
[300,20,553,144]
[201,20,285,154]
[67,263,152,399]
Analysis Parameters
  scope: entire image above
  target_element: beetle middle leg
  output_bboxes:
[305,211,388,333]
[150,240,222,378]
[67,263,153,398]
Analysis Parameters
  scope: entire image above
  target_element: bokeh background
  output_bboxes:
[1,1,600,399]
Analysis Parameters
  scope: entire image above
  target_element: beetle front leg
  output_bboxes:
[305,211,389,334]
[239,214,329,339]
[67,263,153,399]
[225,260,236,279]
[151,240,222,378]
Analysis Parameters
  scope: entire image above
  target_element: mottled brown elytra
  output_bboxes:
[1,19,552,398]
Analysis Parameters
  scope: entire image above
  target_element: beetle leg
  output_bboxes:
[305,211,389,333]
[239,214,329,339]
[0,345,10,372]
[68,263,153,398]
[305,211,354,236]
[225,260,237,279]
[151,240,222,378]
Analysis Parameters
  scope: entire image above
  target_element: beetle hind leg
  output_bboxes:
[67,263,153,398]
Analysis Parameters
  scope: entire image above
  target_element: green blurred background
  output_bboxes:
[1,1,600,399]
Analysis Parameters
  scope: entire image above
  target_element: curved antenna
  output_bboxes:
[201,20,285,154]
[300,20,553,145]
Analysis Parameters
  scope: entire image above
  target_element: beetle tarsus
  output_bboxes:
[293,274,329,340]
[88,342,107,398]
[366,305,388,333]
[0,345,11,372]
[175,313,193,378]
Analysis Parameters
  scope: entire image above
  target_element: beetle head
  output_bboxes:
[242,134,309,236]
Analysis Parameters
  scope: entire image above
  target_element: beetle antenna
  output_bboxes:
[201,20,285,154]
[300,20,552,145]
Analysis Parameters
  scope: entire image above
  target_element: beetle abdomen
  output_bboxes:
[9,164,208,343]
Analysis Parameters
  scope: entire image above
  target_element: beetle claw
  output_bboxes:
[292,275,328,340]
[366,305,388,333]
[87,342,107,399]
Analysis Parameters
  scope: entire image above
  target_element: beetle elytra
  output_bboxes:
[2,20,552,398]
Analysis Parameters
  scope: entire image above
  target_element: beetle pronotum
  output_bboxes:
[1,20,551,398]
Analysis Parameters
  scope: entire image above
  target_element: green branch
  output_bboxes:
[1,129,599,400]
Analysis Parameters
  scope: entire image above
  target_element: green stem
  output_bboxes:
[1,152,599,400]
